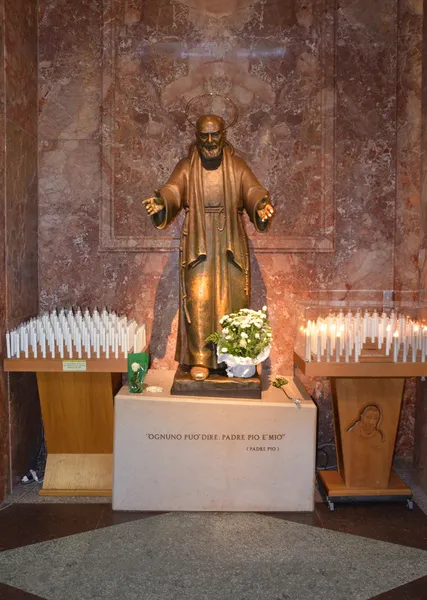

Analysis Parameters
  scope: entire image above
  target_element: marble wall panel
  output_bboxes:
[39,139,102,309]
[395,0,422,300]
[4,0,37,136]
[330,0,397,294]
[0,0,8,504]
[2,0,40,493]
[421,0,427,298]
[6,123,38,323]
[39,0,102,139]
[100,0,335,253]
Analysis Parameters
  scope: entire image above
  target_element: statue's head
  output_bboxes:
[196,114,226,161]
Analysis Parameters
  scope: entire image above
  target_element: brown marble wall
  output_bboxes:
[0,0,40,502]
[39,0,424,457]
[394,0,423,457]
[414,0,427,485]
[0,0,8,504]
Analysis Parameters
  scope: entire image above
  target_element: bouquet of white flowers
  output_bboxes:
[206,307,272,378]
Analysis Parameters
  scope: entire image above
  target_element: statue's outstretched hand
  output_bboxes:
[257,201,274,222]
[142,194,165,216]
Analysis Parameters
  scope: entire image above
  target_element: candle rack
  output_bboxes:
[4,307,147,497]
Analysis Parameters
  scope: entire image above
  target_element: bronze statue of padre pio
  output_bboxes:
[142,94,274,381]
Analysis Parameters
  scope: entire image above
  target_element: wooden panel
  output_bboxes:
[4,358,127,372]
[319,469,411,497]
[334,378,405,488]
[294,350,427,377]
[37,372,120,453]
[40,453,112,496]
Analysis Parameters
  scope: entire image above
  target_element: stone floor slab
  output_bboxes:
[0,513,426,600]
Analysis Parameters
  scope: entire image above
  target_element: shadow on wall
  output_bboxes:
[149,251,179,363]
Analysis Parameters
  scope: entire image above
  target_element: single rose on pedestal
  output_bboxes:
[206,307,272,378]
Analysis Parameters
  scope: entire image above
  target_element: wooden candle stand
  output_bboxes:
[294,350,415,511]
[4,356,129,496]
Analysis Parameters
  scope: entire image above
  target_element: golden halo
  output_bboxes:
[185,93,239,130]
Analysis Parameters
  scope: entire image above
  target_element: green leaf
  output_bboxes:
[273,376,289,388]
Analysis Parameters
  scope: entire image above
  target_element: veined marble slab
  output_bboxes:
[113,370,317,511]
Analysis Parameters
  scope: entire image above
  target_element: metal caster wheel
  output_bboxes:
[327,500,335,512]
[406,499,414,510]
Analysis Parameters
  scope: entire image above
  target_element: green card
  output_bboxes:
[128,352,149,393]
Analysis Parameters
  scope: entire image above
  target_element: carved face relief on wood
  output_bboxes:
[347,405,385,443]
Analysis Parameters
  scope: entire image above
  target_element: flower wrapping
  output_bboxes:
[127,352,149,393]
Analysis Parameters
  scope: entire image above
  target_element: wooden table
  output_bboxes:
[293,350,417,510]
[4,358,126,496]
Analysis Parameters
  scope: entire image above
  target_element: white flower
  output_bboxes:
[267,333,272,338]
[262,306,267,312]
[131,362,140,373]
[241,332,248,339]
[226,335,232,340]
[255,333,260,339]
[239,339,247,347]
[222,328,229,334]
[221,347,228,353]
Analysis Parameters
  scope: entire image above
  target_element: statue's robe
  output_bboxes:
[153,144,270,369]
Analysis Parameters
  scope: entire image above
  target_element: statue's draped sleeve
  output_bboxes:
[240,161,271,233]
[152,159,188,229]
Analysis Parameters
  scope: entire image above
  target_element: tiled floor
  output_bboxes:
[0,472,426,600]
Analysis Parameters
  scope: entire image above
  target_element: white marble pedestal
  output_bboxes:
[113,371,317,511]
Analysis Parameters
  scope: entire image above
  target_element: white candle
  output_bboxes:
[393,332,399,363]
[6,332,10,358]
[123,332,128,359]
[335,332,341,362]
[326,336,331,362]
[115,333,119,359]
[363,312,368,344]
[330,323,336,353]
[372,309,378,341]
[414,326,420,352]
[24,331,29,358]
[355,332,360,362]
[320,324,327,355]
[385,324,391,355]
[403,333,408,363]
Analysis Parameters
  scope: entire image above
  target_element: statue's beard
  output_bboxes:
[198,143,223,161]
